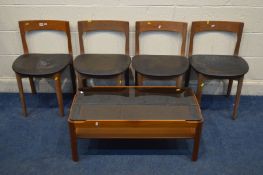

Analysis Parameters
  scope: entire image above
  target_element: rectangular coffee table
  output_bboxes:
[68,86,203,161]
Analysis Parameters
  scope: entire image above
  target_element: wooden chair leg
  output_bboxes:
[196,73,205,105]
[137,73,144,86]
[77,74,86,90]
[68,122,79,161]
[69,63,76,94]
[135,71,138,86]
[227,79,233,97]
[232,76,244,120]
[176,75,183,88]
[29,77,36,94]
[116,74,124,85]
[16,73,27,116]
[192,122,203,161]
[125,68,129,86]
[54,73,64,116]
[184,65,191,87]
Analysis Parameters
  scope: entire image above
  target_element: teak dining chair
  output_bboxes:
[132,21,189,87]
[74,20,131,88]
[12,20,76,116]
[185,21,249,119]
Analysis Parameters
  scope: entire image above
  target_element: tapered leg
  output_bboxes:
[68,122,78,161]
[196,73,205,105]
[192,123,203,161]
[125,68,129,86]
[135,71,138,86]
[137,73,144,86]
[176,75,183,88]
[77,74,87,90]
[69,63,76,94]
[54,73,64,116]
[16,73,27,116]
[232,76,244,120]
[226,79,233,97]
[116,74,124,85]
[184,65,191,87]
[29,77,36,94]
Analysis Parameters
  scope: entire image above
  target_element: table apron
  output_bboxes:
[69,120,201,128]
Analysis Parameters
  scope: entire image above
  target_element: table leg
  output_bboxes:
[68,122,79,161]
[192,123,202,161]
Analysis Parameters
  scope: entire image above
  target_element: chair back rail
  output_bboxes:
[19,20,72,54]
[78,20,129,55]
[188,21,244,56]
[135,21,188,56]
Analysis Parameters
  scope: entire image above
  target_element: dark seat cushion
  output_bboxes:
[190,55,249,77]
[74,54,131,76]
[132,55,189,77]
[12,54,72,76]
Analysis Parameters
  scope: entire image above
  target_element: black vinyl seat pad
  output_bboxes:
[12,53,72,76]
[132,55,189,77]
[190,55,249,77]
[74,54,131,76]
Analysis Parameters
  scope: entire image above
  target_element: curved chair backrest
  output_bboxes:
[78,20,129,55]
[19,20,72,54]
[188,21,244,56]
[135,21,188,56]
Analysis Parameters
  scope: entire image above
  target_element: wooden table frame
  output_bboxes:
[68,86,203,161]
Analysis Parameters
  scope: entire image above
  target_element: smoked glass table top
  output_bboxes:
[69,86,202,121]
